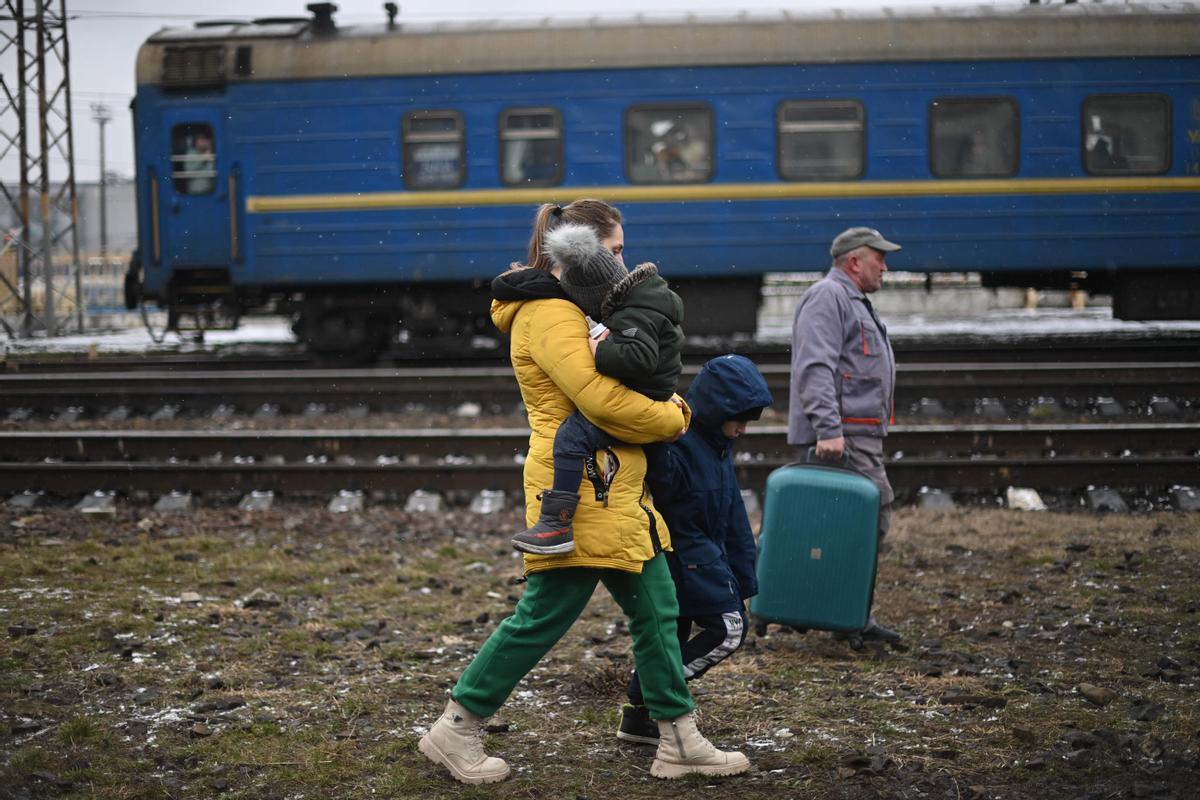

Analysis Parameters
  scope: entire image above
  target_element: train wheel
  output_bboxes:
[297,309,390,361]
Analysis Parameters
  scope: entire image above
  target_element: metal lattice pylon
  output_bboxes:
[1,0,84,338]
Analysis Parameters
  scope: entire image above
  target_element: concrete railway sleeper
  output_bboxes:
[1,422,1197,513]
[1,423,1198,463]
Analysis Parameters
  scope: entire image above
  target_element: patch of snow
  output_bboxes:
[759,302,1200,341]
[3,317,296,354]
[3,585,75,600]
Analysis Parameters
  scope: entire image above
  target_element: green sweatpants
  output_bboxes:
[452,553,695,721]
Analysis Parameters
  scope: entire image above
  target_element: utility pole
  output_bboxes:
[0,0,36,335]
[0,0,84,336]
[91,102,110,260]
[34,0,56,334]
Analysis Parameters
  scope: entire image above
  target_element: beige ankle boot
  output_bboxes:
[418,698,510,784]
[650,711,750,779]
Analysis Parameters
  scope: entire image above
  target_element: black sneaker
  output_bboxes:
[833,618,902,649]
[616,704,658,745]
[860,618,902,643]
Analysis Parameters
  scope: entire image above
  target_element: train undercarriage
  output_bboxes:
[283,276,766,357]
[127,255,1199,356]
[124,260,768,358]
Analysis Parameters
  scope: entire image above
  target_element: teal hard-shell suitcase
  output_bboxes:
[750,460,881,632]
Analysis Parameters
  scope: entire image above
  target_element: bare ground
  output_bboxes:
[1,503,1197,799]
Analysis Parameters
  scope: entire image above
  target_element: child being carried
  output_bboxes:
[511,223,685,555]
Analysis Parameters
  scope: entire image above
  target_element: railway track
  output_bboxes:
[2,423,1196,496]
[4,333,1200,373]
[5,423,1199,461]
[2,362,1197,416]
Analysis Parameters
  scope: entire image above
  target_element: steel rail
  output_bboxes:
[5,336,1199,374]
[0,455,1194,495]
[1,362,1197,411]
[2,423,1198,462]
[0,352,313,373]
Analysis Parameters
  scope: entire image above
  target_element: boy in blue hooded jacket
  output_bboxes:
[619,354,773,745]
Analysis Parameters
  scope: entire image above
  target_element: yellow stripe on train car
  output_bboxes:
[245,177,1200,214]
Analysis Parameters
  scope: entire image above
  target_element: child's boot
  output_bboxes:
[511,490,580,555]
[616,703,659,745]
[650,712,750,779]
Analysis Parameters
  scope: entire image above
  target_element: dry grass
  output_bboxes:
[1,504,1197,799]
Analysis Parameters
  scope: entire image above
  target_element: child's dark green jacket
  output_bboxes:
[593,263,684,402]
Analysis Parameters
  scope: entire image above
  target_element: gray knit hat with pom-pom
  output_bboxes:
[548,223,628,321]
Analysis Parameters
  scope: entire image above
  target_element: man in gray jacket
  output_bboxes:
[788,226,902,644]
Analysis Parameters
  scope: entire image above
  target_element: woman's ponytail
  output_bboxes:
[526,203,561,271]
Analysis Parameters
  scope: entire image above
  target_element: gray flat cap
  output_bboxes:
[830,227,902,258]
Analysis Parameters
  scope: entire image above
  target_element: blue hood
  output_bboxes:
[684,354,773,440]
[646,353,772,615]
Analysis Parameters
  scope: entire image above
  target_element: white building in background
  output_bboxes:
[74,180,139,257]
[1,179,137,257]
[2,179,138,323]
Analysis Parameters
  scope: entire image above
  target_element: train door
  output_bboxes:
[157,112,230,269]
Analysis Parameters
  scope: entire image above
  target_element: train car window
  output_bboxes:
[402,111,465,190]
[500,108,563,187]
[1083,95,1170,175]
[170,123,217,195]
[777,100,864,180]
[929,98,1018,178]
[625,105,713,184]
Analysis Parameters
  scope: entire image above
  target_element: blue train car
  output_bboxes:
[128,2,1200,354]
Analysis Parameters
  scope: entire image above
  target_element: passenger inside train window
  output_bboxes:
[1082,97,1168,175]
[170,124,216,195]
[956,130,992,175]
[1088,138,1129,171]
[650,122,705,179]
[626,106,712,184]
[929,98,1017,178]
[500,109,563,187]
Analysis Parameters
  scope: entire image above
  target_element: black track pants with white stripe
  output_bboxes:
[626,607,748,708]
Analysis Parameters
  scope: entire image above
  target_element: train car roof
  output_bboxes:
[137,3,1200,86]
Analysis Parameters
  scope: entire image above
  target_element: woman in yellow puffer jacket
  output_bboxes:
[419,200,751,784]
